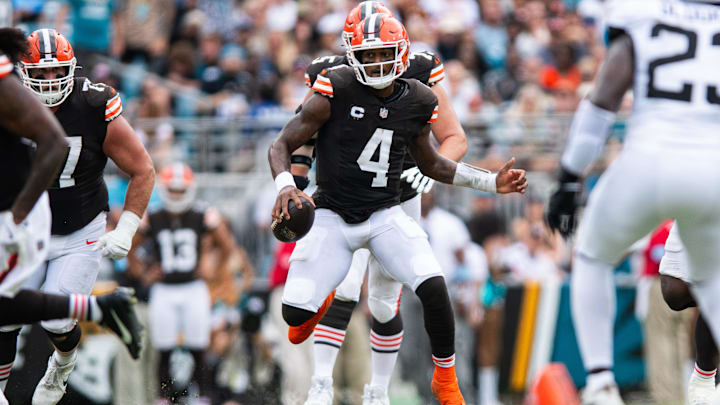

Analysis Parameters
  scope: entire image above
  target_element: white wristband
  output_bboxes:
[116,210,141,236]
[275,171,296,192]
[452,162,497,193]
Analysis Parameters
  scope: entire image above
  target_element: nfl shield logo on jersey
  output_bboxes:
[379,107,388,119]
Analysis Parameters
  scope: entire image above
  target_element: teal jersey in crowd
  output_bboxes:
[65,0,117,52]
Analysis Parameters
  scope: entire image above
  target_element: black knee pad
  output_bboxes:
[318,299,356,330]
[372,312,403,336]
[660,275,695,311]
[45,323,81,352]
[415,276,453,309]
[282,304,315,326]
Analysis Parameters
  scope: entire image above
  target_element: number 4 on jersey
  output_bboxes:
[357,128,394,187]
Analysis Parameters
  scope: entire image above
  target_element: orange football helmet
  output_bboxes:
[20,29,76,107]
[158,162,197,214]
[343,1,395,49]
[348,14,409,89]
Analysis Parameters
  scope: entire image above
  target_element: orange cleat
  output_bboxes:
[431,365,466,405]
[288,290,336,344]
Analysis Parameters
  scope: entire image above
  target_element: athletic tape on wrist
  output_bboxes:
[117,211,141,235]
[275,171,296,192]
[453,162,497,193]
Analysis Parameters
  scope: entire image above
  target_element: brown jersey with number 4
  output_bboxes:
[310,65,438,224]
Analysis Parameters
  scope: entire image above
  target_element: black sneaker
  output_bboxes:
[97,287,143,359]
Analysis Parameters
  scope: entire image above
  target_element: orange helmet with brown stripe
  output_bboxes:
[348,14,409,89]
[342,1,395,49]
[158,162,197,214]
[20,28,77,107]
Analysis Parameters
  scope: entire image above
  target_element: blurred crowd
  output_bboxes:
[10,0,621,166]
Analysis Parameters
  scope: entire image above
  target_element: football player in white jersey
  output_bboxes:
[547,1,720,404]
[657,222,718,403]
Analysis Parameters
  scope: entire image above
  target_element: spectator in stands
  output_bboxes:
[538,41,581,92]
[468,198,508,405]
[500,83,552,141]
[165,41,199,89]
[474,0,508,72]
[267,242,314,405]
[315,12,345,56]
[279,57,311,112]
[55,0,123,68]
[198,33,228,94]
[500,218,561,283]
[442,60,483,121]
[201,44,250,117]
[133,78,175,166]
[119,0,176,73]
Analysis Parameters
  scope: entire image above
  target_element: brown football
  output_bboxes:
[271,197,315,242]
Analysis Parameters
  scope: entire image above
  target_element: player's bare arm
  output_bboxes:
[94,115,154,259]
[208,213,237,279]
[430,84,467,162]
[0,74,68,224]
[590,35,634,111]
[408,126,528,194]
[269,93,330,221]
[103,115,155,218]
[289,89,318,182]
[546,33,634,237]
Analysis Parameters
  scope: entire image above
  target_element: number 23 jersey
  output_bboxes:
[606,0,720,150]
[311,65,438,224]
[50,77,123,235]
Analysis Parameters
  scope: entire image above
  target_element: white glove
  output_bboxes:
[93,211,141,260]
[0,211,33,269]
[400,167,435,194]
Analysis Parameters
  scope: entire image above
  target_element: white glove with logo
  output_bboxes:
[93,211,141,260]
[0,211,32,269]
[400,167,435,194]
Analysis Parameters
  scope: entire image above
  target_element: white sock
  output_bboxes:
[369,330,403,390]
[54,350,76,366]
[479,367,499,405]
[0,362,12,391]
[69,294,101,322]
[586,370,615,393]
[571,253,616,389]
[693,363,716,380]
[312,325,345,377]
[432,354,455,368]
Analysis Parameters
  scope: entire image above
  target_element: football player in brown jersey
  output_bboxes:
[0,29,154,405]
[128,162,238,404]
[269,15,526,405]
[292,3,473,404]
[0,28,143,405]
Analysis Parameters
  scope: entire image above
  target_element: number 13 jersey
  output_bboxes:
[606,0,720,150]
[310,65,438,224]
[49,77,123,235]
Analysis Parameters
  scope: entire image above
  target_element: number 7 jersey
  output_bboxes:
[310,65,438,224]
[606,0,720,150]
[49,77,123,235]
